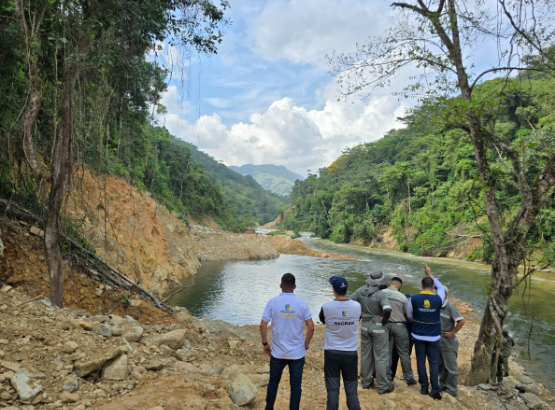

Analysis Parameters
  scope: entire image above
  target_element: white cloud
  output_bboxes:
[251,0,391,67]
[159,85,193,115]
[159,81,407,175]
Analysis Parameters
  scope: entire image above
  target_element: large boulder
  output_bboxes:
[523,393,544,409]
[121,323,144,343]
[228,374,257,407]
[10,368,43,404]
[101,354,128,381]
[159,329,187,350]
[74,348,122,377]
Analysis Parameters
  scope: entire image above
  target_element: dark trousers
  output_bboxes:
[414,339,440,394]
[324,350,361,410]
[390,332,414,379]
[265,355,305,410]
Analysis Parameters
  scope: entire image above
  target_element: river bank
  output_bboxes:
[0,281,553,410]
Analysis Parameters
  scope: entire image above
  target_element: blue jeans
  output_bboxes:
[265,355,305,410]
[414,339,440,394]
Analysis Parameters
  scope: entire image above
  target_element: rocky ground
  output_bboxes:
[190,225,352,262]
[0,283,553,410]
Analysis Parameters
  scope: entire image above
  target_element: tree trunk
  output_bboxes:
[45,65,78,307]
[21,59,44,182]
[468,250,516,384]
[14,0,48,184]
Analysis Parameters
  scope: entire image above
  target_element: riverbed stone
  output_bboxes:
[10,368,43,404]
[101,354,128,381]
[523,393,543,409]
[159,329,187,350]
[61,373,79,393]
[175,348,192,361]
[121,323,144,343]
[228,373,257,407]
[92,323,112,338]
[502,376,519,390]
[520,376,534,385]
[74,348,122,377]
[523,383,542,396]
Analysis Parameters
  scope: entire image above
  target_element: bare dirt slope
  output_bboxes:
[0,170,350,300]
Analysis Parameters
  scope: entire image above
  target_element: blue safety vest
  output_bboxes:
[410,291,442,337]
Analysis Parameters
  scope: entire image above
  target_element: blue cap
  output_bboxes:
[330,276,348,292]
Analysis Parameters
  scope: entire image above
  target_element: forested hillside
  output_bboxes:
[0,0,280,233]
[170,138,288,226]
[229,164,304,196]
[281,74,555,267]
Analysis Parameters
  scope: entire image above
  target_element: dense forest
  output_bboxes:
[0,0,281,234]
[281,73,555,268]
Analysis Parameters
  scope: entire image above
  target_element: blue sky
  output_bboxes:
[155,0,514,175]
[155,0,412,175]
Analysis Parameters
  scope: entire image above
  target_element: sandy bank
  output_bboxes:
[189,225,353,262]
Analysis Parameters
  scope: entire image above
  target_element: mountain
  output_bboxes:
[169,137,288,226]
[228,164,305,196]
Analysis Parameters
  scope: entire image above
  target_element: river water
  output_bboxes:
[168,232,555,391]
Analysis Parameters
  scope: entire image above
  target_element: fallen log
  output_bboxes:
[0,198,167,311]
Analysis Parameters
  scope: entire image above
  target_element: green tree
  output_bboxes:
[329,0,555,383]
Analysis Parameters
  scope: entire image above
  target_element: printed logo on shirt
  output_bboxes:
[424,299,431,309]
[280,304,297,318]
[342,311,347,317]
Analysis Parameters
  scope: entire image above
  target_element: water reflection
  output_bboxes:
[168,233,555,391]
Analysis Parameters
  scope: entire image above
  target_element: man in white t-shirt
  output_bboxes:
[319,276,362,410]
[260,273,314,410]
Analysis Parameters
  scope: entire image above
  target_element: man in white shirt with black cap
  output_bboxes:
[260,273,315,410]
[319,276,362,410]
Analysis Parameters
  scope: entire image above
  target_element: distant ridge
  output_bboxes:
[229,164,305,196]
[169,137,287,225]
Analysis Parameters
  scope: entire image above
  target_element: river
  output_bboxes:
[167,232,555,391]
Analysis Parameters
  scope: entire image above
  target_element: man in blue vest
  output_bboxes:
[407,265,445,400]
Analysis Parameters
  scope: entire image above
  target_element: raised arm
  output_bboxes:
[424,265,445,302]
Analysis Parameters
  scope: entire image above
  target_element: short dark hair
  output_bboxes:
[335,287,348,296]
[281,273,296,291]
[421,277,434,289]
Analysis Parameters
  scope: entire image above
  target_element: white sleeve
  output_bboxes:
[261,300,272,323]
[303,301,312,321]
[434,278,446,303]
[407,298,413,319]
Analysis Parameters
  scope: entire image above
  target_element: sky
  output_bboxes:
[154,0,506,176]
[153,0,414,176]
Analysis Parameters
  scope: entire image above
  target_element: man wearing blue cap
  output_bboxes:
[319,276,362,410]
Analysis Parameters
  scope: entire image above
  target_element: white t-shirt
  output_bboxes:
[261,292,312,360]
[320,299,362,352]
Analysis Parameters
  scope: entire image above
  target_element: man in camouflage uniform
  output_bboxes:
[438,287,465,397]
[496,329,515,381]
[383,276,417,385]
[350,271,394,394]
